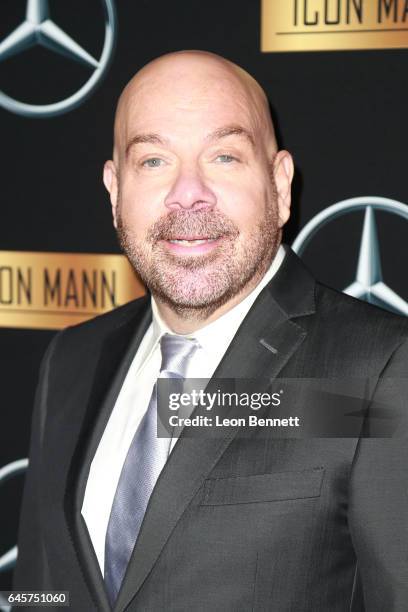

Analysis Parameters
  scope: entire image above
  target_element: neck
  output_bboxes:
[153,257,274,335]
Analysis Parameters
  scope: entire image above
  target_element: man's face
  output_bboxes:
[106,61,291,317]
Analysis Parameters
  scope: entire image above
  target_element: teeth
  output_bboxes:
[169,238,217,246]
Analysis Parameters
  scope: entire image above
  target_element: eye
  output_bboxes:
[142,157,165,168]
[215,154,238,163]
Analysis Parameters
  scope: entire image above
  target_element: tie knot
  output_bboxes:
[159,333,199,378]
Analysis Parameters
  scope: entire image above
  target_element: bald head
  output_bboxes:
[103,50,294,330]
[112,50,277,163]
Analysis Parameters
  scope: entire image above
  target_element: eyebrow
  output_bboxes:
[206,125,256,149]
[125,124,256,158]
[125,133,169,157]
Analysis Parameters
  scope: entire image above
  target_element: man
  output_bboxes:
[14,51,408,611]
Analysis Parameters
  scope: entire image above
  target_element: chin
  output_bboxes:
[162,285,223,308]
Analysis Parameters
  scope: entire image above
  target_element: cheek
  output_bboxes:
[119,176,165,233]
[217,179,268,230]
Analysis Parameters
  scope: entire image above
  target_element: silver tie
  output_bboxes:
[104,333,199,606]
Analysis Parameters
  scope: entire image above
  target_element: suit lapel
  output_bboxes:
[115,249,316,612]
[63,297,152,612]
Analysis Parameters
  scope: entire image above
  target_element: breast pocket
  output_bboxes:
[201,467,325,506]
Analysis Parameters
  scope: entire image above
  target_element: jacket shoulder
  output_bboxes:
[314,281,408,341]
[54,294,150,352]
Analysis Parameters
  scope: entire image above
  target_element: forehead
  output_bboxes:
[119,67,259,147]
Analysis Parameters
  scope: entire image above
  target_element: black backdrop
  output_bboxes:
[1,0,407,593]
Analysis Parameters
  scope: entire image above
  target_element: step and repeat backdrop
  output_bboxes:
[1,0,407,597]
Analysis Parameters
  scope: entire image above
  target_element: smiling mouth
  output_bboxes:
[167,237,219,246]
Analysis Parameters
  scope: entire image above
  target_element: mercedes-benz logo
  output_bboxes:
[0,458,28,576]
[292,196,408,316]
[0,0,117,117]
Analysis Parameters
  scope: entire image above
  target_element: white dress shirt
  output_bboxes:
[81,245,286,573]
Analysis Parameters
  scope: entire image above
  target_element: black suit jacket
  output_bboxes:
[14,248,408,611]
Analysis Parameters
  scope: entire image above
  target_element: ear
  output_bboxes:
[272,150,294,228]
[103,160,119,229]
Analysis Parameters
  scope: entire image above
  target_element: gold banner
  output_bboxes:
[0,251,145,330]
[261,0,408,52]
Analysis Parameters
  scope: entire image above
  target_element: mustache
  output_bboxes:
[146,210,240,242]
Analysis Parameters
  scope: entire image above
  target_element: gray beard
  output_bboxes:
[116,200,281,321]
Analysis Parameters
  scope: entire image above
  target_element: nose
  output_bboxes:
[164,163,217,211]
